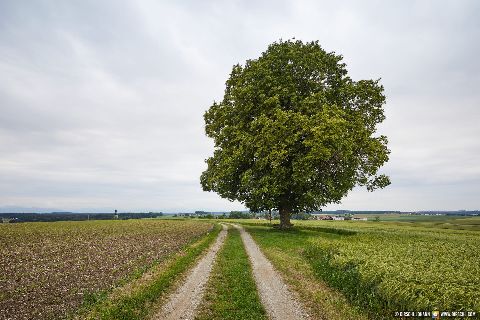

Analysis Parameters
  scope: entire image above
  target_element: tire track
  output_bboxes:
[152,224,228,320]
[233,224,309,320]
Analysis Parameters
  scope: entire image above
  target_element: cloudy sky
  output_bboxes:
[0,0,479,212]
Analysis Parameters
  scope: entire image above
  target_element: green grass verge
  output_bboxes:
[244,224,367,320]
[81,224,222,320]
[195,227,267,320]
[243,220,480,319]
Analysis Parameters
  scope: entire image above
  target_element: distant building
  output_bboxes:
[1,217,18,223]
[311,214,334,220]
[352,217,367,221]
[332,216,345,221]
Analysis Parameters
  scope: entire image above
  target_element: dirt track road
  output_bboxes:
[153,224,227,320]
[154,223,308,320]
[234,224,309,320]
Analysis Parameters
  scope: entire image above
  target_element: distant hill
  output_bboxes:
[0,206,63,213]
[0,206,117,214]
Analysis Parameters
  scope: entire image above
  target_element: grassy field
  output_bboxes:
[196,226,267,320]
[239,217,480,319]
[355,214,480,231]
[0,219,214,320]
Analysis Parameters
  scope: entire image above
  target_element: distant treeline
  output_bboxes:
[176,211,253,219]
[319,210,480,216]
[177,211,312,220]
[414,210,480,215]
[318,210,401,215]
[0,212,163,223]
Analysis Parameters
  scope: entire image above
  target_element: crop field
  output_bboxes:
[356,214,480,230]
[242,218,480,319]
[2,216,478,320]
[0,219,213,320]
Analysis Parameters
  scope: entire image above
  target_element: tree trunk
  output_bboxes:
[279,204,293,229]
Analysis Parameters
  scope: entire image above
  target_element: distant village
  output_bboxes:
[311,214,367,221]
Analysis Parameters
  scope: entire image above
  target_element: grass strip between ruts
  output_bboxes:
[195,226,267,320]
[81,223,222,320]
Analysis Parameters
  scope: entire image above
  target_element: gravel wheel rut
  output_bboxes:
[152,224,228,320]
[234,224,309,320]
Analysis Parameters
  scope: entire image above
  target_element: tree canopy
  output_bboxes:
[201,39,390,228]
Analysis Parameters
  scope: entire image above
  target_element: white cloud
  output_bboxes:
[0,0,479,211]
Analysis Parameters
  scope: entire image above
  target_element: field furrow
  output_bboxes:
[0,219,212,320]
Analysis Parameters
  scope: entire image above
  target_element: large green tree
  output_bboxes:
[201,39,390,229]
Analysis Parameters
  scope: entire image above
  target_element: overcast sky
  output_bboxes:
[0,0,479,212]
